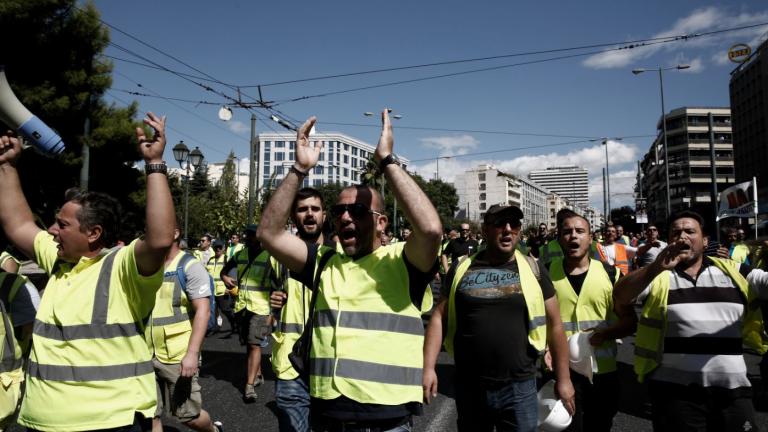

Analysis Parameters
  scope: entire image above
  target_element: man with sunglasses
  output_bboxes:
[635,225,666,268]
[424,204,575,432]
[258,110,442,432]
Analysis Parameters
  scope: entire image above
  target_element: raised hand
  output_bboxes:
[0,131,23,166]
[294,117,322,172]
[135,112,167,163]
[374,109,393,162]
[653,239,689,271]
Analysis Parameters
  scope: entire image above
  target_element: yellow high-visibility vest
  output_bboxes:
[233,248,279,315]
[271,276,310,380]
[147,252,196,364]
[634,256,767,383]
[0,272,25,427]
[309,243,433,405]
[445,249,547,355]
[549,259,620,374]
[206,254,227,297]
[19,235,161,431]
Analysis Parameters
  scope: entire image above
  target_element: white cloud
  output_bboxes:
[419,134,479,156]
[226,120,249,135]
[582,7,768,70]
[589,169,638,210]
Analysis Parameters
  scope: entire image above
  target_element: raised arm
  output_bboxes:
[374,110,442,272]
[614,239,686,306]
[134,113,176,276]
[0,132,43,259]
[257,117,322,274]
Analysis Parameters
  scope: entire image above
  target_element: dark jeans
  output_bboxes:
[275,377,310,432]
[28,413,151,432]
[455,376,538,432]
[215,294,236,332]
[648,380,758,432]
[564,371,619,432]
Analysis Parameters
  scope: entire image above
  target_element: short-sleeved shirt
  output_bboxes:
[180,258,212,300]
[443,237,480,262]
[443,254,555,385]
[18,232,164,431]
[636,257,768,389]
[11,280,39,327]
[636,240,667,268]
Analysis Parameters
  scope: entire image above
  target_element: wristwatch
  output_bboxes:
[145,162,168,175]
[378,154,401,172]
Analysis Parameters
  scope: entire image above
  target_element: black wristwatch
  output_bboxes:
[378,154,401,172]
[145,162,168,176]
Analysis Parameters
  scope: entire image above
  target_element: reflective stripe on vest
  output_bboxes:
[206,255,227,296]
[445,249,547,355]
[148,253,194,363]
[550,259,619,374]
[539,241,563,265]
[29,252,151,381]
[596,243,629,275]
[233,250,274,315]
[309,243,426,405]
[634,257,767,383]
[0,275,22,373]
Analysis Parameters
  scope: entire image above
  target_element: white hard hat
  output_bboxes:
[568,331,597,383]
[537,380,572,432]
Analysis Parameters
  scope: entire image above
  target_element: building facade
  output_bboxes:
[254,132,408,191]
[528,166,589,208]
[455,164,548,224]
[729,37,768,208]
[639,106,734,225]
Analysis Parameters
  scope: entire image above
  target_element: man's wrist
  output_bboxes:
[290,164,309,177]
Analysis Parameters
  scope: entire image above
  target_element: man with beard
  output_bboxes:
[258,110,442,431]
[545,209,636,432]
[423,204,574,432]
[615,211,768,431]
[269,187,327,432]
[220,225,281,401]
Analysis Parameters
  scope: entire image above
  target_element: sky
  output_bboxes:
[93,0,768,211]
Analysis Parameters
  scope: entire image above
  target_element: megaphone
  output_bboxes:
[0,66,65,155]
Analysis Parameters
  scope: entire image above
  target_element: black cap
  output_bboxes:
[212,240,225,249]
[484,204,524,224]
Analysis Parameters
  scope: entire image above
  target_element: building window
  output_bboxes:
[479,173,486,181]
[314,166,324,175]
[343,168,349,177]
[319,152,325,161]
[289,141,296,150]
[352,148,358,156]
[344,143,349,151]
[344,155,349,164]
[275,141,285,148]
[263,152,271,161]
[275,153,285,161]
[352,171,358,181]
[289,152,295,161]
[313,179,322,186]
[275,166,284,175]
[263,166,270,175]
[480,202,486,210]
[480,193,486,201]
[479,183,486,190]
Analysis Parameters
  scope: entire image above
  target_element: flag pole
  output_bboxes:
[753,176,759,240]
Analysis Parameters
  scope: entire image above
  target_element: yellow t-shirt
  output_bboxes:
[17,232,163,431]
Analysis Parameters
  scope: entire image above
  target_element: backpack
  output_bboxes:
[175,253,218,333]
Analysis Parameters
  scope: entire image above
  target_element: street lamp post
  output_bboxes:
[632,64,690,219]
[172,140,204,245]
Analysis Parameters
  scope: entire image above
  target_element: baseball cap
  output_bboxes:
[484,204,524,224]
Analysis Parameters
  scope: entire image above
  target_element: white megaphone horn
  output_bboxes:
[0,66,65,155]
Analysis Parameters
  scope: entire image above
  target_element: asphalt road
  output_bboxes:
[152,329,767,432]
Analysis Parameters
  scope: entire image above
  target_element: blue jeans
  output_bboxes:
[275,378,310,432]
[455,377,538,432]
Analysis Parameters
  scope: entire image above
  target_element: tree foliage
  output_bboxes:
[0,0,147,236]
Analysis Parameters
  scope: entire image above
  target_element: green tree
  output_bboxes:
[207,152,247,237]
[0,0,148,236]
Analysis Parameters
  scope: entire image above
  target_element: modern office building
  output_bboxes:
[528,166,589,208]
[455,164,548,224]
[254,132,408,191]
[639,106,734,224]
[729,37,768,207]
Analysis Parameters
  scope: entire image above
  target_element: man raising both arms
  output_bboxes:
[258,110,442,431]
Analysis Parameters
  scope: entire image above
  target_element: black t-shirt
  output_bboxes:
[442,253,555,385]
[526,235,547,259]
[294,243,436,420]
[443,237,480,261]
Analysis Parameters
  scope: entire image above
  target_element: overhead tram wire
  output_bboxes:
[236,21,768,88]
[102,55,222,84]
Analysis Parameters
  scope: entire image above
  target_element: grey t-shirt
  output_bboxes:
[11,281,39,327]
[183,261,213,300]
[636,240,667,268]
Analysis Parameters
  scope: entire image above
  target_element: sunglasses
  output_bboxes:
[330,203,383,219]
[490,218,522,229]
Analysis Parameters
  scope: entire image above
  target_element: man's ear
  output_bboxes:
[87,225,104,245]
[377,215,389,233]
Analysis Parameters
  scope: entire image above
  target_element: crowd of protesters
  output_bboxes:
[0,109,767,432]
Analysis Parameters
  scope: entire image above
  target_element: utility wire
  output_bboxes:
[103,54,220,83]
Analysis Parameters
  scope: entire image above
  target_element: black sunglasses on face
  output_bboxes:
[491,218,522,229]
[330,203,383,219]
